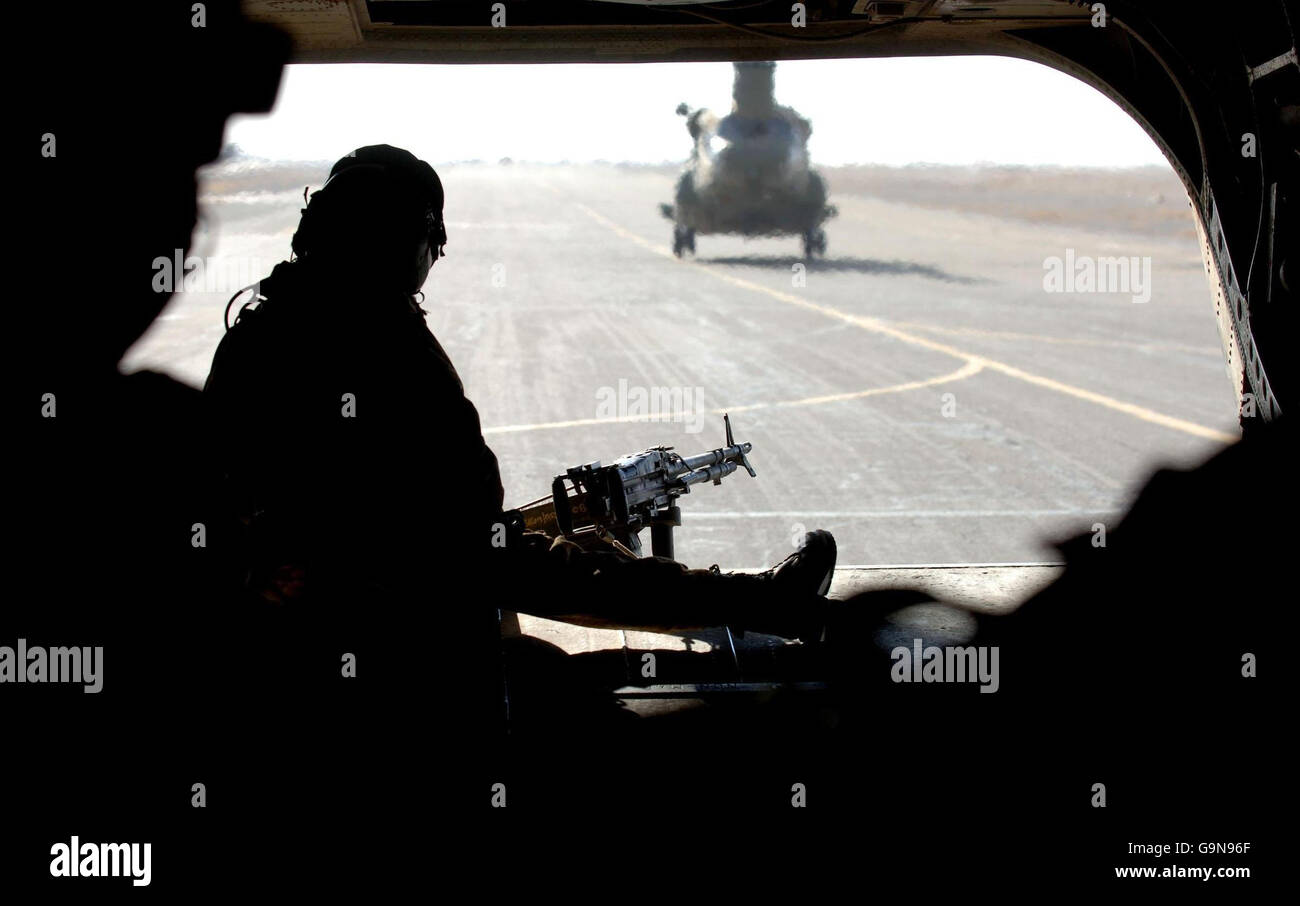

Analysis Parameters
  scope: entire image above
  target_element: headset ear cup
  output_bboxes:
[290,208,307,258]
[291,199,318,259]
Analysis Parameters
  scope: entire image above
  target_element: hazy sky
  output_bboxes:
[226,56,1167,168]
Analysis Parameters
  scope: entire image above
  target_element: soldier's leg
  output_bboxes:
[506,530,834,640]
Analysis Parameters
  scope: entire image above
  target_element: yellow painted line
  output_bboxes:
[889,321,1223,356]
[571,203,1238,445]
[484,360,982,435]
[725,359,984,414]
[487,411,682,435]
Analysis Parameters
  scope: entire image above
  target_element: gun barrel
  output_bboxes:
[677,460,738,488]
[676,442,753,474]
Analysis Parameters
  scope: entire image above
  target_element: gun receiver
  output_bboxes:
[520,414,755,559]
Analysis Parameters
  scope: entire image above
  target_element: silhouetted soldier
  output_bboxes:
[203,145,841,649]
[206,146,499,605]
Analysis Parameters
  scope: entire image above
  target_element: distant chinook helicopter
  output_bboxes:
[660,61,837,259]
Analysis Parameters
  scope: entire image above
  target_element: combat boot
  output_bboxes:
[765,529,837,598]
[726,530,837,642]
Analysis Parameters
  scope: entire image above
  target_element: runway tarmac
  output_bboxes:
[125,161,1239,569]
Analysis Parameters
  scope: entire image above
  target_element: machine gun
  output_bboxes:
[516,414,755,560]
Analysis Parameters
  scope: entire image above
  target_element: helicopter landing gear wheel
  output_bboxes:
[802,228,826,258]
[673,225,695,258]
